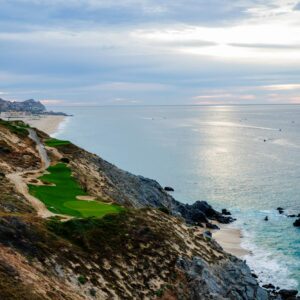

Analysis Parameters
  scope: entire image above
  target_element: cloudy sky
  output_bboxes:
[1,0,300,105]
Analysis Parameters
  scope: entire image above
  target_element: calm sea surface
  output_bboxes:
[53,105,300,289]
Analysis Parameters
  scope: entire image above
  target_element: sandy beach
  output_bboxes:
[213,224,249,258]
[2,112,249,259]
[2,115,66,136]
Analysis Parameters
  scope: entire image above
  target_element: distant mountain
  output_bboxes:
[0,98,46,113]
[0,98,70,116]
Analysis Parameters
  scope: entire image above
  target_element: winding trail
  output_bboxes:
[7,129,55,218]
[28,129,50,169]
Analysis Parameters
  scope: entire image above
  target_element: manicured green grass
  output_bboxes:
[28,163,123,218]
[45,138,71,147]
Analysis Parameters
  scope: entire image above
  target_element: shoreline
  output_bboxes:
[213,223,249,258]
[4,115,66,136]
[3,114,249,258]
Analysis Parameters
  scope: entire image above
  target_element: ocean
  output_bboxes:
[53,105,300,289]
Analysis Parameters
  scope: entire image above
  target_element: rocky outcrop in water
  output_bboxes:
[293,218,300,227]
[0,121,294,299]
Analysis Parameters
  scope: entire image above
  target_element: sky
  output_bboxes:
[1,0,300,106]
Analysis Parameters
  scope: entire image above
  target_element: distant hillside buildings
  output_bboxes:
[0,99,46,113]
[0,98,70,117]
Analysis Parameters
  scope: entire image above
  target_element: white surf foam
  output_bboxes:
[240,227,298,290]
[51,117,71,138]
[197,121,279,131]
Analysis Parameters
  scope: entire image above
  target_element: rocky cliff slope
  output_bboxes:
[0,119,296,300]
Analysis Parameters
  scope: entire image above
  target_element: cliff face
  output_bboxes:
[48,136,233,227]
[0,120,286,300]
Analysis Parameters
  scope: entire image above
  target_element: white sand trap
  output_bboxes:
[76,195,97,201]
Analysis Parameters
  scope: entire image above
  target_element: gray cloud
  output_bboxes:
[294,2,300,10]
[0,0,300,104]
[230,43,300,49]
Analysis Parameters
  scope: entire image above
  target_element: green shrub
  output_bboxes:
[89,289,96,297]
[78,275,87,285]
[60,157,70,163]
[159,206,170,215]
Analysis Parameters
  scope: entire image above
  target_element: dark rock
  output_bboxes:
[277,207,284,214]
[164,186,174,192]
[177,256,269,300]
[278,289,298,299]
[222,208,231,215]
[262,283,275,290]
[67,142,234,227]
[203,231,212,238]
[251,273,258,279]
[191,201,235,224]
[293,219,300,227]
[60,157,70,164]
[288,215,296,218]
[206,222,219,230]
[264,216,269,221]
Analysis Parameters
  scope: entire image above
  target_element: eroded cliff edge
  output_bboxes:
[0,120,290,299]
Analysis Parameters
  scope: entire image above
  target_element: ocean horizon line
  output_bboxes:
[45,103,300,108]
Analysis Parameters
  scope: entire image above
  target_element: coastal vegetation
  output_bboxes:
[45,138,71,147]
[0,119,297,299]
[28,163,123,217]
[0,119,29,137]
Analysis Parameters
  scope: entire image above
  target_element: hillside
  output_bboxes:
[0,99,46,113]
[0,98,69,116]
[0,119,296,300]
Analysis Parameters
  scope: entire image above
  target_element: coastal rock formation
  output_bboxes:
[0,120,295,299]
[277,207,284,214]
[164,186,175,192]
[177,256,269,300]
[293,218,300,227]
[50,137,233,226]
[222,208,231,215]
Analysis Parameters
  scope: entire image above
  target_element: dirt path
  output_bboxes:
[28,128,50,169]
[7,129,56,218]
[7,172,55,218]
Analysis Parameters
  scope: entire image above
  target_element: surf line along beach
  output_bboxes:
[7,115,67,136]
[15,112,250,260]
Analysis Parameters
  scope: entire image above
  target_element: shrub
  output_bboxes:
[78,275,87,285]
[159,206,170,215]
[60,157,70,164]
[89,289,96,297]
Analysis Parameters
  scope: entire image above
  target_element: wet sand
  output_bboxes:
[213,224,249,258]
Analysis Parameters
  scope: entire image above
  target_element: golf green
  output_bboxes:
[29,163,123,217]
